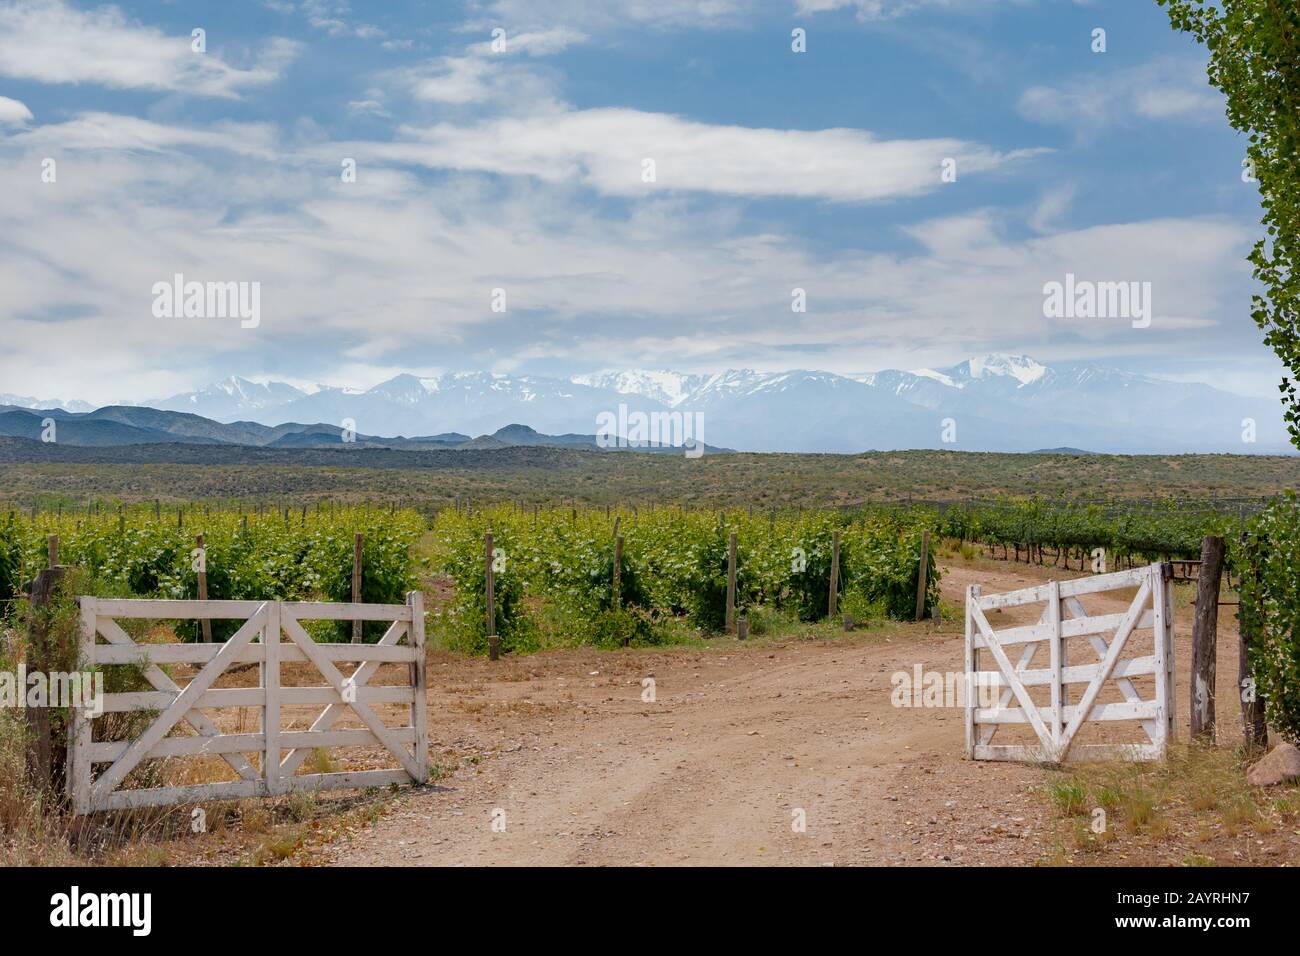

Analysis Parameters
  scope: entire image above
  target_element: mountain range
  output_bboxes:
[1,355,1291,454]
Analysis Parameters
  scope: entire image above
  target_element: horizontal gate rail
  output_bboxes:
[965,563,1174,764]
[69,593,427,814]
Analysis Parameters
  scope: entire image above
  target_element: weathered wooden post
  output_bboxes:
[485,531,499,661]
[613,534,623,609]
[25,566,66,795]
[46,534,58,569]
[914,530,931,622]
[828,530,840,620]
[196,533,213,644]
[726,531,738,634]
[1190,535,1224,741]
[351,533,363,644]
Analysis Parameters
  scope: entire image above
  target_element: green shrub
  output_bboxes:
[1234,494,1300,743]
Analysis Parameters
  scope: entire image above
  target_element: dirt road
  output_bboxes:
[323,558,1246,866]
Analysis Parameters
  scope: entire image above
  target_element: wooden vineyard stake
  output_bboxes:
[485,531,499,661]
[351,533,363,644]
[196,534,213,643]
[828,530,840,619]
[613,534,623,609]
[726,531,738,634]
[1190,535,1224,740]
[914,531,930,622]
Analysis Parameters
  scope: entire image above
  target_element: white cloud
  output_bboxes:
[1019,58,1223,132]
[1028,182,1076,234]
[356,108,1045,202]
[465,28,588,56]
[0,93,31,125]
[9,112,279,158]
[347,98,391,118]
[0,110,1254,403]
[400,56,499,105]
[795,0,1030,18]
[477,0,752,32]
[390,27,582,108]
[0,0,299,98]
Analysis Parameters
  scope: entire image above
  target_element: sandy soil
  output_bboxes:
[315,556,1253,866]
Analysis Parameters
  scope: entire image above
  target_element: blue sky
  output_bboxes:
[0,0,1284,405]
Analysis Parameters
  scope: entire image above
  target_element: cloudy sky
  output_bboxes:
[0,0,1284,406]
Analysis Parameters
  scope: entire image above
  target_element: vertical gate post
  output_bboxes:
[964,584,979,758]
[1190,535,1225,741]
[69,597,95,813]
[1151,563,1172,754]
[263,602,282,796]
[25,566,65,795]
[408,590,429,782]
[1048,580,1063,752]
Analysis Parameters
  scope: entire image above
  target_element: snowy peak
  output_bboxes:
[571,370,706,407]
[368,374,437,405]
[153,378,305,417]
[46,352,1286,455]
[954,354,1048,387]
[0,392,95,412]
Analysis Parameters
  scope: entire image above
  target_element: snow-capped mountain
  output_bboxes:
[571,370,706,408]
[0,392,95,413]
[153,376,306,420]
[54,354,1288,454]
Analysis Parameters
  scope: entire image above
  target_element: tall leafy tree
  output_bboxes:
[1158,1,1300,448]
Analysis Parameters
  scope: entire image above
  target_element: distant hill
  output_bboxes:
[0,407,725,456]
[7,352,1297,455]
[123,353,1297,454]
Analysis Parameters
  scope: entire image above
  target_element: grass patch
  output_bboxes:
[1041,744,1300,866]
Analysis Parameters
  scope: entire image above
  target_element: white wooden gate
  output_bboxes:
[964,563,1174,763]
[68,592,427,813]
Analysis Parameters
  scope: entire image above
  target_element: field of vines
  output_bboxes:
[935,498,1242,566]
[0,494,1263,655]
[430,504,942,654]
[0,504,423,642]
